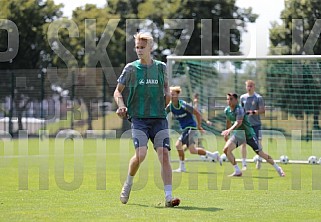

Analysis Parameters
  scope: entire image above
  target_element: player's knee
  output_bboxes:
[135,155,146,164]
[223,147,228,155]
[189,147,197,154]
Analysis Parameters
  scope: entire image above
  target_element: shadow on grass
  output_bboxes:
[129,203,223,212]
[251,176,274,179]
[174,171,217,175]
[173,206,223,212]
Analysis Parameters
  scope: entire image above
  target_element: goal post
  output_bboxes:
[166,55,321,141]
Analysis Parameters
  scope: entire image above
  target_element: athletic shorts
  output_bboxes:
[229,134,262,153]
[178,128,198,147]
[131,118,170,150]
[252,125,262,140]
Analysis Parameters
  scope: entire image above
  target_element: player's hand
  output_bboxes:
[116,107,128,118]
[198,126,205,134]
[224,135,229,142]
[246,110,256,115]
[221,129,230,137]
[206,120,213,126]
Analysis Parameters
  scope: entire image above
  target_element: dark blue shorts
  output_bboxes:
[252,125,262,140]
[131,118,170,150]
[230,134,262,153]
[178,128,198,147]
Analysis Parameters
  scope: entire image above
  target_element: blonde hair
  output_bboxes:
[134,32,154,47]
[245,80,255,86]
[170,86,182,94]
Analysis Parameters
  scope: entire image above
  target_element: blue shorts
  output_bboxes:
[229,134,262,153]
[252,125,262,140]
[131,118,170,150]
[178,128,198,147]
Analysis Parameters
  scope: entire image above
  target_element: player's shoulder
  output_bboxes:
[240,93,248,99]
[154,60,166,70]
[123,61,137,70]
[235,104,244,113]
[224,106,229,113]
[179,99,188,107]
[254,92,263,98]
[154,59,166,66]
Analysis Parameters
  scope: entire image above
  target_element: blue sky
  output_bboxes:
[53,0,285,56]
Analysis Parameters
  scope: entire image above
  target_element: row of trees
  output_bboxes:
[0,0,257,133]
[1,0,321,133]
[269,0,321,130]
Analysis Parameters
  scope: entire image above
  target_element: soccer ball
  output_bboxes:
[220,153,228,162]
[200,155,209,162]
[308,156,318,164]
[280,155,289,164]
[207,151,220,163]
[253,155,262,163]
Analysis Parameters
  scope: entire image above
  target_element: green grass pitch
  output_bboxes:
[0,137,321,221]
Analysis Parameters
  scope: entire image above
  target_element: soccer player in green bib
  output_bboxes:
[221,93,285,177]
[114,32,180,207]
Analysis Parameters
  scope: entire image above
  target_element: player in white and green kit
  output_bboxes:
[221,93,285,177]
[114,32,180,207]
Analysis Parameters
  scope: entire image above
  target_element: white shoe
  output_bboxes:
[256,158,262,170]
[120,182,132,204]
[208,151,222,166]
[277,167,285,177]
[173,167,186,173]
[165,197,180,207]
[228,171,242,177]
[242,165,247,171]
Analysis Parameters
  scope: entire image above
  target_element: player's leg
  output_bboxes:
[241,143,247,170]
[247,137,285,177]
[253,125,262,169]
[223,136,242,176]
[120,118,150,204]
[152,119,180,207]
[173,139,186,172]
[120,146,148,204]
[188,144,221,164]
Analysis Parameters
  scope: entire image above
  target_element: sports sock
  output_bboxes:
[180,160,185,169]
[234,164,241,172]
[126,175,134,185]
[242,158,247,166]
[273,163,280,170]
[164,185,172,201]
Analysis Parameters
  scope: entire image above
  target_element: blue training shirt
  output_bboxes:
[166,100,197,129]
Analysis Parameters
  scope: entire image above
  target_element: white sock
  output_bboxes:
[234,164,241,172]
[273,163,279,170]
[180,160,185,168]
[164,185,172,201]
[126,175,134,185]
[242,158,247,166]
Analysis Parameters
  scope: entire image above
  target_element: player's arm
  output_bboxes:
[165,104,171,114]
[257,97,265,115]
[164,79,170,106]
[247,97,265,115]
[163,64,171,106]
[192,107,204,131]
[221,108,244,137]
[113,83,127,118]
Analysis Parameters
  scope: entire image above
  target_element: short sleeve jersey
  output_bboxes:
[117,59,167,118]
[224,104,255,139]
[240,92,264,126]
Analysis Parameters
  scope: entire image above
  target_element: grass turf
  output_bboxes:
[0,138,320,221]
